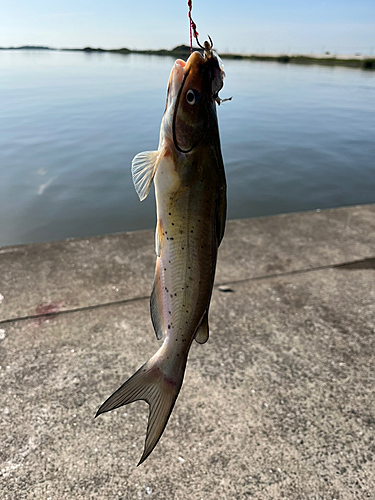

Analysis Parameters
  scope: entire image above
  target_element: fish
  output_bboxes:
[96,40,227,465]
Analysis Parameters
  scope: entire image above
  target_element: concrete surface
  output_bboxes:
[0,204,374,499]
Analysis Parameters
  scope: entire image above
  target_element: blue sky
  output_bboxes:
[1,0,374,54]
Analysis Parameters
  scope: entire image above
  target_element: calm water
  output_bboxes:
[1,50,374,247]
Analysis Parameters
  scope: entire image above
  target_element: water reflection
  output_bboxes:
[0,50,374,246]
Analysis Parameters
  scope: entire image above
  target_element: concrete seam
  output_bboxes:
[0,256,373,325]
[0,295,150,326]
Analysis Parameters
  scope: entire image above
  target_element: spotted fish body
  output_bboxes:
[96,45,227,465]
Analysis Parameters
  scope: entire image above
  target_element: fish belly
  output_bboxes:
[154,157,218,355]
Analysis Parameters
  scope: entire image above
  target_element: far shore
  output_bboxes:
[1,44,374,70]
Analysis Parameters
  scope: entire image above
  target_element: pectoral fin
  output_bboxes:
[195,311,209,344]
[131,150,159,201]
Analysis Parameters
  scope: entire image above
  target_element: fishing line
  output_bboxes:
[187,0,200,54]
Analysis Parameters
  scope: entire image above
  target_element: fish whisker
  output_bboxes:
[215,96,233,105]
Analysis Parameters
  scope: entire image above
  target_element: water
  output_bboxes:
[1,50,374,247]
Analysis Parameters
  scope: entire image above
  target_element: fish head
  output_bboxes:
[163,49,225,153]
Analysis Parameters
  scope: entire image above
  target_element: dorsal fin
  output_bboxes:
[195,310,209,344]
[131,150,159,201]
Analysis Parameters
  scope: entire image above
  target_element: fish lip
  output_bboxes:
[175,59,186,68]
[171,59,186,86]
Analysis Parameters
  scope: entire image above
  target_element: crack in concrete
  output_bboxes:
[0,295,150,326]
[334,257,375,271]
[0,256,374,326]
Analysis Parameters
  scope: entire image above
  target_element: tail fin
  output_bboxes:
[96,359,183,465]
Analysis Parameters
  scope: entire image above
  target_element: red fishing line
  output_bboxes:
[188,0,199,54]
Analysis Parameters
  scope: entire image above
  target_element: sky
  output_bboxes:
[1,0,374,55]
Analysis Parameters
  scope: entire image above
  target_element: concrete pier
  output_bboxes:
[1,204,374,499]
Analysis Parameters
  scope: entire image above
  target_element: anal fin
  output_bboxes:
[150,260,166,341]
[155,219,163,257]
[195,311,209,344]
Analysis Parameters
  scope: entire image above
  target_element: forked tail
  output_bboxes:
[95,357,183,465]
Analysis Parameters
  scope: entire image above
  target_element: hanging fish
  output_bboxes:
[96,40,228,465]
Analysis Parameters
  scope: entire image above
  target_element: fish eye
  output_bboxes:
[186,89,200,105]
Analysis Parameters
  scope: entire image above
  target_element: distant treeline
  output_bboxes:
[1,44,374,70]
